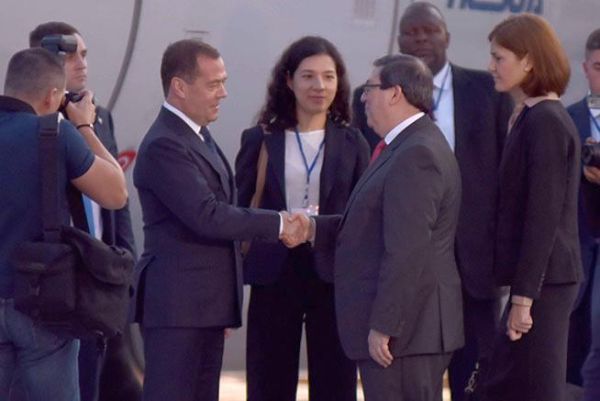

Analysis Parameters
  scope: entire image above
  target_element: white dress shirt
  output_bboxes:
[384,112,425,145]
[432,62,455,151]
[163,101,205,140]
[285,129,325,213]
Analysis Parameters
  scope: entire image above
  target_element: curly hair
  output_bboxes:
[258,36,351,131]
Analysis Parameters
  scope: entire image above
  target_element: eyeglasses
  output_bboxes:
[362,83,383,94]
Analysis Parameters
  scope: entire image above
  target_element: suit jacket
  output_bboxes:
[495,100,582,299]
[235,120,370,284]
[353,65,511,299]
[316,115,464,360]
[133,107,280,329]
[567,98,600,307]
[94,106,136,257]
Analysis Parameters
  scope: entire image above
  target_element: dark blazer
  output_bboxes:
[235,121,370,284]
[568,98,600,307]
[94,106,136,256]
[495,100,582,298]
[133,107,280,329]
[316,115,464,360]
[353,65,511,299]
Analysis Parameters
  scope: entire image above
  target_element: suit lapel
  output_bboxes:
[573,98,591,142]
[264,129,286,205]
[319,120,344,208]
[161,108,232,200]
[451,65,472,164]
[213,141,234,202]
[339,116,428,230]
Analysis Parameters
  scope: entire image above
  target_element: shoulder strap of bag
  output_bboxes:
[38,114,91,242]
[38,113,62,243]
[250,143,268,208]
[249,128,269,208]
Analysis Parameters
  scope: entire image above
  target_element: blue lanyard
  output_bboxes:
[433,66,450,112]
[294,128,325,207]
[589,107,600,135]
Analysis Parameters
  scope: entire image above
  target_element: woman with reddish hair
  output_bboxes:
[478,13,582,401]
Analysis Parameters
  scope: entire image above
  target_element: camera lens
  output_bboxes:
[582,143,600,168]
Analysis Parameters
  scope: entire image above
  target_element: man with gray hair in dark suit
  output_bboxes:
[306,53,463,401]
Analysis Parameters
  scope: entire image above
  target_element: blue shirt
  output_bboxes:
[0,96,94,297]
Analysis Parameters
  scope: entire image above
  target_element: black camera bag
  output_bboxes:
[10,113,134,339]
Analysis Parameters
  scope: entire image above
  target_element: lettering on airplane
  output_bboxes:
[446,0,543,14]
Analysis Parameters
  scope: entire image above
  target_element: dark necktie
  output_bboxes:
[201,127,228,178]
[201,126,218,155]
[369,140,387,165]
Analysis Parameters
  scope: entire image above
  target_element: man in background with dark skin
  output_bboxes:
[30,21,138,401]
[353,3,511,400]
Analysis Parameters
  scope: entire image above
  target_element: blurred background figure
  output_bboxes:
[567,27,600,401]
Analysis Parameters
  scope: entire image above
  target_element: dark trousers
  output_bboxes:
[358,353,452,401]
[142,327,224,401]
[478,284,578,401]
[448,291,501,401]
[567,242,598,386]
[78,338,106,401]
[246,251,356,401]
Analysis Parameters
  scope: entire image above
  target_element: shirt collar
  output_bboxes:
[586,92,600,118]
[384,112,425,145]
[163,101,202,135]
[433,62,452,90]
[0,95,36,114]
[523,92,559,107]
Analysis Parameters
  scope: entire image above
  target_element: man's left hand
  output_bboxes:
[368,329,393,368]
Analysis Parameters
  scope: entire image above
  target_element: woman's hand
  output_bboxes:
[506,303,533,341]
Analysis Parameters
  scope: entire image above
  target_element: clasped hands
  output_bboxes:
[278,212,314,248]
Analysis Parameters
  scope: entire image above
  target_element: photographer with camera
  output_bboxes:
[0,47,127,401]
[29,22,137,401]
[567,28,600,401]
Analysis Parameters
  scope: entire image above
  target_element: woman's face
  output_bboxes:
[287,54,338,119]
[488,39,531,94]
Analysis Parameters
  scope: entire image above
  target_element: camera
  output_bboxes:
[40,34,93,118]
[40,34,77,55]
[582,143,600,168]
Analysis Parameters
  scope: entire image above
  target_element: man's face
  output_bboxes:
[180,56,228,126]
[584,49,600,95]
[64,33,88,92]
[397,7,449,76]
[361,67,389,137]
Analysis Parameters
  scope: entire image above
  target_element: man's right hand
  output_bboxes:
[584,165,600,185]
[279,212,311,247]
[65,90,96,127]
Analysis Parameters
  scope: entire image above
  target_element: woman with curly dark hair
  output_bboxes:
[235,36,369,401]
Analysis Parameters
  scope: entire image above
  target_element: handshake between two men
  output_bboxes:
[278,212,315,248]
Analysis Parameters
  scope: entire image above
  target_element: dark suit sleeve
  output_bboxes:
[512,112,575,298]
[234,127,263,208]
[369,145,445,337]
[96,107,137,258]
[313,214,342,250]
[138,134,279,241]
